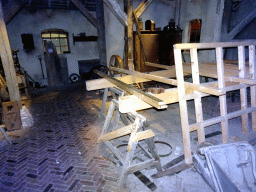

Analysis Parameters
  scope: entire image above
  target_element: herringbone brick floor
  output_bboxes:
[0,84,119,192]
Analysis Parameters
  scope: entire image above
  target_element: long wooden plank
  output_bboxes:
[86,69,176,91]
[110,67,224,96]
[135,129,155,142]
[134,0,153,18]
[88,63,251,93]
[249,45,256,131]
[182,64,256,85]
[190,48,205,144]
[103,0,127,27]
[174,40,256,50]
[145,62,172,70]
[94,70,167,109]
[0,2,21,108]
[119,80,253,113]
[146,60,252,84]
[216,47,228,143]
[174,48,192,164]
[224,60,250,65]
[98,124,133,143]
[238,46,248,134]
[71,0,98,28]
[119,88,194,113]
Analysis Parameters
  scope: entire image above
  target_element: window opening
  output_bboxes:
[41,29,70,54]
[189,19,202,43]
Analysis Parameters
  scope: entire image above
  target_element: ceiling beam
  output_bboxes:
[103,0,127,27]
[223,9,256,40]
[71,0,98,29]
[3,0,28,24]
[134,0,153,18]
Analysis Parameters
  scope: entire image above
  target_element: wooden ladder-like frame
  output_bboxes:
[174,41,256,164]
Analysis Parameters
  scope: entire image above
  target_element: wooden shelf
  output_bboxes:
[73,34,98,45]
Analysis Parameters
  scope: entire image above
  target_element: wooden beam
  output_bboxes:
[127,118,140,152]
[94,69,167,109]
[98,124,133,142]
[0,1,21,108]
[190,48,205,144]
[147,61,256,85]
[119,91,179,113]
[104,141,125,164]
[238,45,248,134]
[223,9,256,40]
[119,80,252,113]
[182,64,256,85]
[220,0,233,41]
[174,48,192,164]
[110,67,225,96]
[123,0,128,69]
[126,0,134,71]
[133,11,147,62]
[134,0,153,18]
[213,0,225,42]
[174,40,256,50]
[127,159,157,174]
[249,45,256,131]
[86,68,177,91]
[96,0,107,66]
[146,61,254,83]
[216,47,228,143]
[104,0,127,27]
[71,0,98,29]
[145,62,173,70]
[3,0,28,24]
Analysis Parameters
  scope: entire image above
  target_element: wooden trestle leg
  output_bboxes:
[97,99,162,190]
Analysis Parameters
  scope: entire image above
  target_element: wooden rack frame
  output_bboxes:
[86,40,256,166]
[174,40,256,164]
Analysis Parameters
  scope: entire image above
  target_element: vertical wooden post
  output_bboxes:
[174,48,192,164]
[124,1,128,69]
[190,48,205,144]
[96,0,107,67]
[100,88,109,119]
[213,0,225,42]
[216,47,228,143]
[238,46,248,134]
[249,45,256,131]
[124,0,134,71]
[0,1,21,108]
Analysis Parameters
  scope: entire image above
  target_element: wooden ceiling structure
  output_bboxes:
[0,0,152,108]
